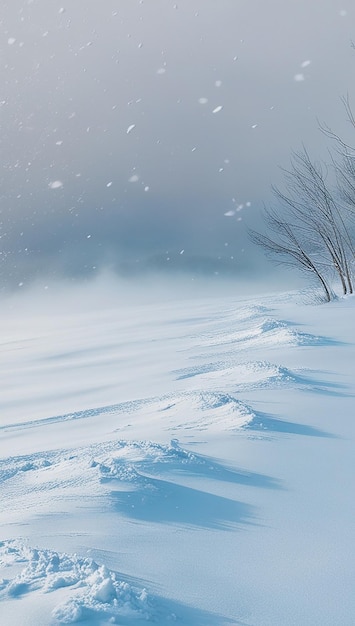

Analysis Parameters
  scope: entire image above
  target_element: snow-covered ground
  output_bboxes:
[1,279,355,625]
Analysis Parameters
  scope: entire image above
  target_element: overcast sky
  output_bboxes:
[0,0,354,287]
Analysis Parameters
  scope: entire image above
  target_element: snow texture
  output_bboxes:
[0,541,153,624]
[1,285,355,625]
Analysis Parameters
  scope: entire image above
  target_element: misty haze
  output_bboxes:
[1,0,354,290]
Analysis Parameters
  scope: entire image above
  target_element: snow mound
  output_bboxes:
[255,319,328,347]
[175,360,297,390]
[196,315,324,351]
[34,391,256,436]
[155,392,256,432]
[91,438,201,482]
[0,540,153,624]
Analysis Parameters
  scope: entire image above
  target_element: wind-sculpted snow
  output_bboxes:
[1,288,354,626]
[0,437,279,557]
[89,439,206,486]
[175,360,297,389]
[0,540,154,624]
[157,392,256,431]
[192,315,331,352]
[0,390,256,436]
[0,439,273,622]
[90,439,281,489]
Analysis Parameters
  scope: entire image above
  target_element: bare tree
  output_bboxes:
[321,96,355,222]
[250,147,354,301]
[250,204,334,302]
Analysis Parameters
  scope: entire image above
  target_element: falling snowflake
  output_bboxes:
[48,180,63,190]
[212,105,223,114]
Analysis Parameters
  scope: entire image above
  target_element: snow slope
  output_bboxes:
[1,282,355,625]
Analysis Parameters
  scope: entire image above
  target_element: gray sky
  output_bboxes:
[0,0,354,287]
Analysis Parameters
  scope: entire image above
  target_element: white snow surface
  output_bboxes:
[1,282,355,625]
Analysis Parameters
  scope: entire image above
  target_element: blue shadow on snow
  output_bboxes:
[117,445,283,491]
[246,411,337,438]
[109,478,256,531]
